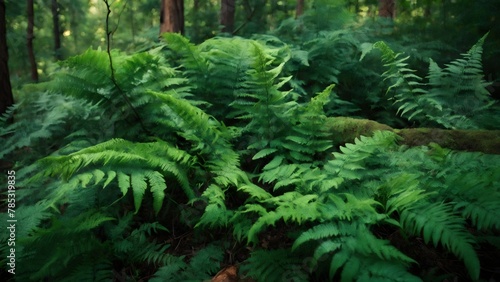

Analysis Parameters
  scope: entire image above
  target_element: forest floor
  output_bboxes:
[161,220,500,282]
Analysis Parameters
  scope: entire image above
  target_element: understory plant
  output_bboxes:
[1,31,499,282]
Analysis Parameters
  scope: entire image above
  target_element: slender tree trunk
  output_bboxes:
[160,0,184,34]
[295,0,304,18]
[220,0,235,33]
[441,0,448,26]
[130,1,135,43]
[27,0,38,82]
[423,0,432,18]
[0,0,14,115]
[378,0,395,19]
[51,0,62,60]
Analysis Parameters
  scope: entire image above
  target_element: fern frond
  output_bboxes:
[246,192,320,243]
[325,131,399,180]
[292,222,342,251]
[356,260,422,282]
[150,243,224,281]
[150,255,188,282]
[380,173,432,215]
[240,248,307,282]
[372,35,494,129]
[400,202,480,280]
[36,138,194,213]
[61,259,113,282]
[196,184,234,228]
[13,210,114,280]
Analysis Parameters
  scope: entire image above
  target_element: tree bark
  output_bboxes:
[160,0,184,34]
[378,0,395,19]
[326,117,500,155]
[51,0,62,60]
[220,0,235,33]
[295,0,304,18]
[27,0,38,82]
[0,0,14,115]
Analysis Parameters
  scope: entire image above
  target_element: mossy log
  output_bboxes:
[325,117,500,154]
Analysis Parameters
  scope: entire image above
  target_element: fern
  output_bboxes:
[400,202,480,280]
[60,259,113,282]
[240,248,308,282]
[0,91,104,162]
[150,243,225,281]
[36,138,194,214]
[110,217,171,266]
[368,34,496,129]
[245,192,321,244]
[10,210,114,280]
[5,28,500,282]
[195,184,234,228]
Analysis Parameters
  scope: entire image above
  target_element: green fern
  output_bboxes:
[368,34,495,129]
[10,210,114,280]
[36,138,194,214]
[5,28,500,282]
[150,243,225,281]
[240,248,308,282]
[400,202,480,280]
[110,216,171,266]
[245,192,321,244]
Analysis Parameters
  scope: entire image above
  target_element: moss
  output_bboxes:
[397,128,500,154]
[325,117,393,145]
[325,117,500,154]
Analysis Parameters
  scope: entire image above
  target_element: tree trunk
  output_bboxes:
[220,0,235,33]
[0,0,14,115]
[423,0,432,18]
[378,0,395,19]
[295,0,304,18]
[130,1,135,43]
[326,117,500,155]
[160,0,184,34]
[441,0,448,26]
[27,0,38,82]
[51,0,62,60]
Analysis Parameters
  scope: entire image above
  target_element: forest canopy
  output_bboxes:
[1,0,500,281]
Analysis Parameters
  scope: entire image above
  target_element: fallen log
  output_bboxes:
[325,117,500,154]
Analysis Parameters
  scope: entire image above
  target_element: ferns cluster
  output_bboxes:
[362,33,498,129]
[1,30,499,282]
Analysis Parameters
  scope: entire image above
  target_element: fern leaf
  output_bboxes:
[240,249,307,282]
[400,203,480,280]
[253,148,278,160]
[292,222,341,251]
[145,171,167,215]
[131,172,147,214]
[196,184,233,228]
[117,172,131,196]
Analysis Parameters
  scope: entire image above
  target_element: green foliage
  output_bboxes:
[365,34,498,129]
[400,202,480,279]
[150,243,225,281]
[37,138,194,213]
[2,23,500,282]
[240,248,308,282]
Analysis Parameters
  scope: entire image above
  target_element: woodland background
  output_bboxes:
[1,0,500,281]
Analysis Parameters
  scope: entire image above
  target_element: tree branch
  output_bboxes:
[103,0,148,134]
